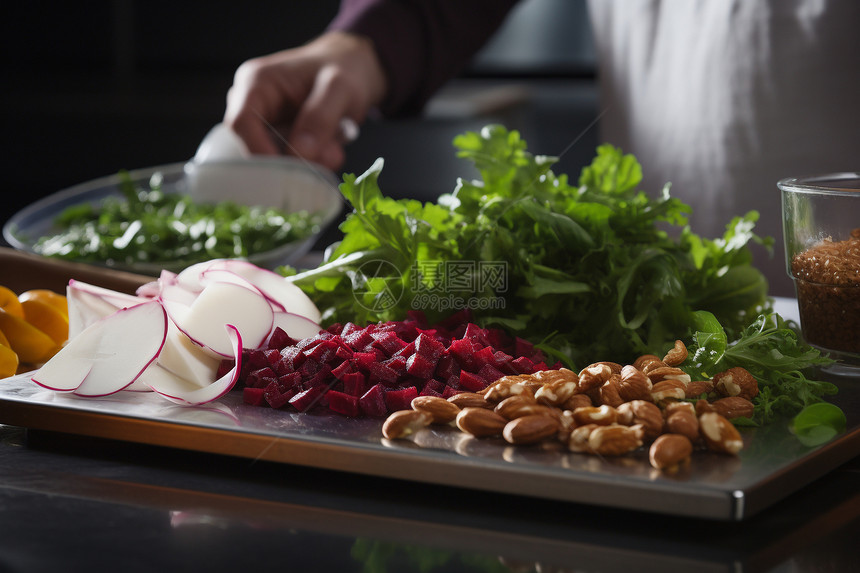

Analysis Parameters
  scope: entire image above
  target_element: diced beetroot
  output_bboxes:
[327,390,360,417]
[384,386,418,412]
[263,379,297,409]
[331,360,355,380]
[371,331,408,357]
[345,328,374,350]
[303,364,334,389]
[423,378,445,394]
[342,371,367,397]
[246,367,276,389]
[419,386,442,398]
[458,370,487,393]
[434,353,457,381]
[393,341,416,358]
[243,387,266,406]
[277,371,303,391]
[245,349,271,371]
[442,385,460,399]
[485,328,511,352]
[289,386,326,412]
[216,359,234,379]
[340,322,362,338]
[414,332,446,362]
[299,358,322,378]
[477,363,506,385]
[463,323,491,347]
[448,338,477,370]
[278,346,305,371]
[359,384,388,417]
[304,339,339,363]
[384,355,408,377]
[471,346,496,369]
[326,322,344,335]
[267,327,298,350]
[435,308,473,331]
[532,361,548,372]
[510,356,538,374]
[368,361,399,386]
[352,351,378,373]
[335,344,354,361]
[405,352,436,379]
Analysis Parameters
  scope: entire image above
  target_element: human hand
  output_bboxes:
[224,32,387,170]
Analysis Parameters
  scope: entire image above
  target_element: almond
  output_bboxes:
[455,407,508,437]
[572,405,618,426]
[685,379,715,399]
[710,396,755,420]
[699,412,744,455]
[502,415,559,445]
[662,340,688,366]
[411,395,460,424]
[382,410,432,440]
[617,400,664,440]
[447,392,492,409]
[494,395,555,420]
[587,424,644,456]
[649,433,693,471]
[665,409,699,443]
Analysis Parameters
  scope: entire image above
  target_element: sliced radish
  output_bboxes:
[272,311,322,340]
[32,301,168,397]
[163,280,273,357]
[140,325,242,405]
[174,259,228,292]
[69,279,148,308]
[156,321,222,388]
[207,259,321,323]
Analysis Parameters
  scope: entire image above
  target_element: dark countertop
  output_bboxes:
[0,421,857,573]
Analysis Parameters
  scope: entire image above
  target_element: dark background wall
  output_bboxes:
[1,0,599,249]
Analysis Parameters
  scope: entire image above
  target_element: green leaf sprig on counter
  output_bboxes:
[287,124,771,368]
[35,171,321,268]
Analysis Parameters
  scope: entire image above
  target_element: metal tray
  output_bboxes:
[1,248,858,521]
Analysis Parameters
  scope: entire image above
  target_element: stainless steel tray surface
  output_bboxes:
[2,369,857,522]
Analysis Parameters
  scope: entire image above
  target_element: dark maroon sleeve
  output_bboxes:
[328,0,520,117]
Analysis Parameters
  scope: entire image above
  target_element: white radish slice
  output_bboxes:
[272,311,322,340]
[32,301,168,397]
[174,259,227,292]
[163,281,273,357]
[140,325,242,405]
[68,279,148,309]
[208,259,321,323]
[156,321,221,388]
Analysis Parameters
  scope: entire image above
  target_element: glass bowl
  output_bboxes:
[779,173,860,375]
[2,157,344,276]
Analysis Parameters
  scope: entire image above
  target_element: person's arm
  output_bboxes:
[328,0,519,116]
[224,0,518,169]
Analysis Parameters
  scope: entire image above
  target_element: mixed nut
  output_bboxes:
[382,340,758,473]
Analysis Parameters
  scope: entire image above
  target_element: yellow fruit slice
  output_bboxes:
[0,286,25,319]
[21,298,69,345]
[0,308,59,364]
[1,342,19,378]
[18,289,68,318]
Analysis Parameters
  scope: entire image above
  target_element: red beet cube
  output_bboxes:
[345,329,374,350]
[434,354,457,380]
[368,361,399,386]
[477,363,506,385]
[303,364,334,389]
[414,332,446,362]
[352,352,378,372]
[419,386,442,398]
[384,355,408,377]
[326,323,344,335]
[340,322,362,338]
[448,338,477,370]
[331,360,355,380]
[472,346,497,369]
[510,356,537,374]
[267,327,298,350]
[441,385,460,399]
[277,371,303,392]
[246,367,276,389]
[371,331,408,357]
[304,339,338,363]
[359,384,388,417]
[243,387,266,406]
[289,386,326,412]
[393,341,416,358]
[327,390,360,417]
[458,370,487,393]
[245,349,271,371]
[342,372,367,396]
[263,380,296,409]
[463,323,491,347]
[384,386,418,412]
[514,337,535,358]
[405,352,436,379]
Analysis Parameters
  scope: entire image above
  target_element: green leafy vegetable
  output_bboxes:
[35,171,321,268]
[287,124,769,368]
[792,403,847,447]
